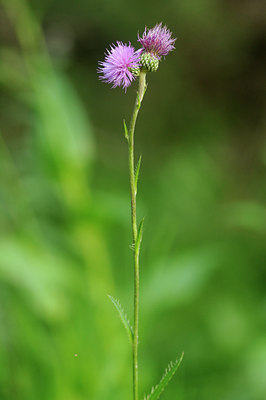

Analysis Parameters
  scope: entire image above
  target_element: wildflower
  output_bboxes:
[98,42,141,90]
[137,23,175,72]
[138,23,176,59]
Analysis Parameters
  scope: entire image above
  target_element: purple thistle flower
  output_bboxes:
[138,23,176,59]
[98,42,141,91]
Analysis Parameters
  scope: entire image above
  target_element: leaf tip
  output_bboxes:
[123,119,129,141]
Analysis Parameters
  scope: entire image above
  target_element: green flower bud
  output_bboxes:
[129,67,140,77]
[140,52,159,72]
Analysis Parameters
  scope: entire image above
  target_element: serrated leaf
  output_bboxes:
[135,218,144,252]
[129,243,135,252]
[123,119,129,141]
[135,154,142,195]
[108,295,133,343]
[144,353,184,400]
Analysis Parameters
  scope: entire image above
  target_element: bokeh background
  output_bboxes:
[0,0,266,399]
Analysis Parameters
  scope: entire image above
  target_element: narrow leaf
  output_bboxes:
[135,154,142,194]
[144,353,184,400]
[137,92,141,108]
[136,218,144,252]
[144,83,148,95]
[123,119,129,141]
[108,295,133,343]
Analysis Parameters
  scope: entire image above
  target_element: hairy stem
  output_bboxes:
[128,71,147,400]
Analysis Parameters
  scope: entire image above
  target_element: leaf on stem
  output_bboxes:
[123,119,129,141]
[135,154,142,195]
[107,295,133,343]
[144,353,184,400]
[136,217,144,252]
[137,92,141,109]
[144,83,148,96]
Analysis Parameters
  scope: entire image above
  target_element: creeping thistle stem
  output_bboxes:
[128,71,147,400]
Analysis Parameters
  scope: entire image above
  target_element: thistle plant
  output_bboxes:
[98,23,183,400]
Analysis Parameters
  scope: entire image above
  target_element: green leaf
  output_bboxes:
[108,295,133,343]
[136,218,144,252]
[144,82,148,95]
[123,119,129,141]
[137,92,141,108]
[144,353,184,400]
[135,154,142,195]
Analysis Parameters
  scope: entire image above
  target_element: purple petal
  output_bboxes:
[98,42,141,91]
[138,23,176,59]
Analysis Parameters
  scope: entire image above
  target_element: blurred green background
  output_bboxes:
[0,0,265,399]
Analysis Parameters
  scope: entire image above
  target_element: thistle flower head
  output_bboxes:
[138,23,176,59]
[98,42,141,91]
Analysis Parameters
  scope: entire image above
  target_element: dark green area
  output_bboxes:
[0,0,265,399]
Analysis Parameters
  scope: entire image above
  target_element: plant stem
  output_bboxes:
[128,71,147,400]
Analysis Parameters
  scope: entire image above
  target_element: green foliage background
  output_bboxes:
[0,0,265,399]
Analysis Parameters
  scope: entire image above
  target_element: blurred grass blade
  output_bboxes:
[144,353,184,400]
[108,295,133,343]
